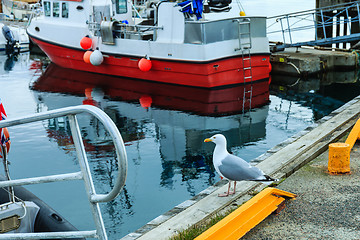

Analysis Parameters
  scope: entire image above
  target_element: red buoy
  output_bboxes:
[139,95,152,109]
[83,50,92,64]
[138,57,152,72]
[80,36,92,50]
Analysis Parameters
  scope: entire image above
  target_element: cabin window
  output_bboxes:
[44,1,51,17]
[53,2,60,17]
[62,2,69,18]
[115,0,127,14]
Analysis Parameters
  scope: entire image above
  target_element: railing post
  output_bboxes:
[320,9,327,39]
[286,15,292,44]
[357,3,360,26]
[68,114,107,240]
[346,7,351,34]
[279,18,286,44]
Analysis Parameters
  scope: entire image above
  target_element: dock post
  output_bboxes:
[328,143,351,174]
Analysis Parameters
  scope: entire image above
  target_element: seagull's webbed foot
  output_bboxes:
[218,181,235,197]
[218,192,230,197]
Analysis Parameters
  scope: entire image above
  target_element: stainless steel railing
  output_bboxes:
[0,105,128,240]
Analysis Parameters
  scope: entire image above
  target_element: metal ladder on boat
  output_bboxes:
[234,18,253,112]
[0,105,128,240]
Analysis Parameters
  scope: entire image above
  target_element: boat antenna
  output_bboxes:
[235,0,245,14]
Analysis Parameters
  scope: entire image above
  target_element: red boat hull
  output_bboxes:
[30,36,271,89]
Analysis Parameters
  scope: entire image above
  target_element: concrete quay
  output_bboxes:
[270,47,358,78]
[122,95,360,240]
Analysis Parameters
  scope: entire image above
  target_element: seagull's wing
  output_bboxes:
[218,153,265,181]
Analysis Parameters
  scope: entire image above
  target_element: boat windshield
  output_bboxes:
[115,0,127,14]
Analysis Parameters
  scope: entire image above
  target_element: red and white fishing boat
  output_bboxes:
[26,0,271,88]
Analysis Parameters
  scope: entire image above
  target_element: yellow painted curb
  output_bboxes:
[195,187,296,240]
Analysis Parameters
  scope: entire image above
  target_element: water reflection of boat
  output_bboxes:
[32,63,270,116]
[30,62,270,238]
[0,51,29,72]
[31,62,270,157]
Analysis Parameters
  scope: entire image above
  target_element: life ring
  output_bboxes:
[0,127,11,158]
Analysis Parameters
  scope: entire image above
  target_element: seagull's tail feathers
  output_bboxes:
[264,175,279,182]
[252,175,279,185]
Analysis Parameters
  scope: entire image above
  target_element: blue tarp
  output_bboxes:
[178,0,203,20]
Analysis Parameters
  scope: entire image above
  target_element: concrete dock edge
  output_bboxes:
[121,95,360,240]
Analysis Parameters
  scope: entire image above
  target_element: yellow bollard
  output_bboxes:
[328,142,351,174]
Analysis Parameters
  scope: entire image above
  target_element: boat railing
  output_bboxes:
[0,105,128,240]
[183,17,261,44]
[113,23,162,40]
[93,20,163,43]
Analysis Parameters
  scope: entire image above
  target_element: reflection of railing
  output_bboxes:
[268,1,360,51]
[0,105,128,240]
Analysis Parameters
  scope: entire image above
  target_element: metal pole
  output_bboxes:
[345,7,350,34]
[321,9,327,39]
[357,3,360,26]
[68,114,107,240]
[286,15,292,44]
[313,12,318,41]
[279,18,286,43]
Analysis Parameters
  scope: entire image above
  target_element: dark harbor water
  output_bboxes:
[0,50,358,238]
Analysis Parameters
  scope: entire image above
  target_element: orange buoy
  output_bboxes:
[83,50,92,64]
[80,36,92,50]
[0,127,10,158]
[138,57,152,72]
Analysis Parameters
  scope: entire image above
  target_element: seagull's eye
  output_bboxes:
[213,137,216,139]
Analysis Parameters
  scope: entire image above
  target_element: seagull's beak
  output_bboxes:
[204,138,212,142]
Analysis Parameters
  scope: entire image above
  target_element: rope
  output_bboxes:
[351,50,360,68]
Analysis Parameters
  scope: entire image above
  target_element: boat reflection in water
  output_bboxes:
[30,63,270,238]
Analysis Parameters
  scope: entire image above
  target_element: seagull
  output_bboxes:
[204,134,277,197]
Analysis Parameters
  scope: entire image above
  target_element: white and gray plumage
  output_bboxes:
[204,134,277,197]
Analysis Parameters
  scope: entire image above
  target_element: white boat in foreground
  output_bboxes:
[0,105,128,240]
